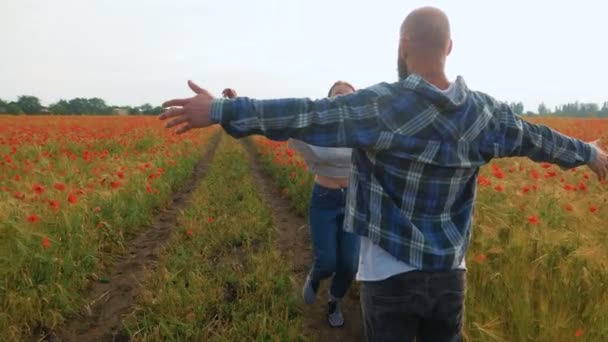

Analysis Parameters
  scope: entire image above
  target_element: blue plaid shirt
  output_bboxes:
[210,74,597,271]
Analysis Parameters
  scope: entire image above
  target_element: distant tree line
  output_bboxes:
[537,101,608,117]
[508,102,525,115]
[0,96,529,116]
[2,94,608,118]
[0,95,163,115]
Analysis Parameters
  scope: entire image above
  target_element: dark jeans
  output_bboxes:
[309,183,360,298]
[360,269,465,342]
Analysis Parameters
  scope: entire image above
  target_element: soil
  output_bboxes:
[38,134,221,342]
[242,140,365,342]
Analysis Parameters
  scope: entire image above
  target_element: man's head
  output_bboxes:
[397,7,452,80]
[327,81,355,97]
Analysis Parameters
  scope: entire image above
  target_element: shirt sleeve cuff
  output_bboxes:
[210,98,226,124]
[587,142,599,164]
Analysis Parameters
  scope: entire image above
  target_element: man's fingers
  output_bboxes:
[159,107,185,120]
[165,115,189,129]
[222,88,236,99]
[162,98,191,108]
[175,123,192,135]
[595,158,608,181]
[188,80,207,95]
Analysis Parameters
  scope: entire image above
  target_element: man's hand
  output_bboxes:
[222,88,237,99]
[588,139,608,181]
[159,80,214,134]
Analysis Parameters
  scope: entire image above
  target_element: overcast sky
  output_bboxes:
[1,0,606,111]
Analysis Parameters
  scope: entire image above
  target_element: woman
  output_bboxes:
[222,81,360,328]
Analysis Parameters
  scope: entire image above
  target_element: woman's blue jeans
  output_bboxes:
[308,183,360,298]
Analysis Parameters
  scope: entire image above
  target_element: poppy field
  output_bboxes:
[0,115,607,341]
[0,116,218,340]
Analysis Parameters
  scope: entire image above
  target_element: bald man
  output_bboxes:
[159,6,608,342]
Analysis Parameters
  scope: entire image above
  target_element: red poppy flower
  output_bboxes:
[28,214,40,223]
[527,216,539,224]
[530,170,540,180]
[68,193,78,204]
[32,184,45,195]
[478,176,491,186]
[493,169,505,179]
[49,200,60,211]
[474,253,487,263]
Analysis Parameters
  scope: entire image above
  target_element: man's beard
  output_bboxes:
[398,55,408,80]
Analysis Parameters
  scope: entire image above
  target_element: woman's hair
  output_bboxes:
[327,80,356,97]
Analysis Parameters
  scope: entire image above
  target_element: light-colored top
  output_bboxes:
[356,236,467,281]
[288,139,352,178]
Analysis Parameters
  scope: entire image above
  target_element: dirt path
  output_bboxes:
[242,141,365,342]
[41,134,222,342]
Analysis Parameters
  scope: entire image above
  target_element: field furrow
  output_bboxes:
[50,133,221,341]
[243,138,366,341]
[120,135,303,341]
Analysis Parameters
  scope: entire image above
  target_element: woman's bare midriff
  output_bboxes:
[315,175,349,189]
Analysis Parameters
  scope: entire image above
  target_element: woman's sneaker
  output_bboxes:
[302,274,319,305]
[327,300,344,327]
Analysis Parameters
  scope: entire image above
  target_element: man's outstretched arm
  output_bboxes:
[159,80,395,149]
[491,103,608,180]
[210,91,387,148]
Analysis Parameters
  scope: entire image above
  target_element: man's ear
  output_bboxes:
[399,38,408,59]
[447,39,453,56]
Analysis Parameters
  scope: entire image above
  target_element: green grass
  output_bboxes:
[250,137,314,217]
[122,136,304,341]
